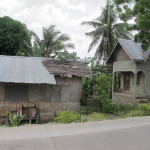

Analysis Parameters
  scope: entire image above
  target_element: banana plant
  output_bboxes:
[7,111,26,127]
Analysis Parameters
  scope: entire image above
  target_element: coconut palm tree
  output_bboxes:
[18,25,75,57]
[17,40,42,57]
[31,25,75,57]
[82,0,133,62]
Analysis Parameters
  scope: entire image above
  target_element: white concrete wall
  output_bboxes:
[113,61,136,73]
[113,61,150,104]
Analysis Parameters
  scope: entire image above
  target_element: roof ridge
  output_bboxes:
[119,39,141,44]
[0,55,84,63]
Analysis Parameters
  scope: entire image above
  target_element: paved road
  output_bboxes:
[0,117,150,150]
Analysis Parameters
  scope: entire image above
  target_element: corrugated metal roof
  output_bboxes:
[0,55,56,84]
[143,50,150,61]
[118,39,144,61]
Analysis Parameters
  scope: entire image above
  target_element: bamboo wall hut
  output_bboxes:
[0,55,92,122]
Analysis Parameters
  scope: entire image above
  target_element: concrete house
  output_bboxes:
[0,55,92,122]
[107,39,150,105]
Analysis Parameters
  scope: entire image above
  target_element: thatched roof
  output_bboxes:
[42,59,92,78]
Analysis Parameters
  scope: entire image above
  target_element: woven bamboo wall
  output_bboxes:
[0,77,82,122]
[0,101,80,116]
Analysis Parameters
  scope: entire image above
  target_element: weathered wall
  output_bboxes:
[108,44,132,63]
[113,61,136,73]
[143,62,150,100]
[0,83,5,102]
[113,48,131,62]
[55,76,82,102]
[0,76,82,122]
[112,61,150,104]
[146,55,150,61]
[112,92,134,105]
[130,73,134,93]
[28,84,50,102]
[136,72,145,98]
[0,76,82,102]
[0,101,80,122]
[135,62,150,100]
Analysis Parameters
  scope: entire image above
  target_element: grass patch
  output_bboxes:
[80,106,98,115]
[80,104,150,122]
[124,110,146,117]
[53,111,82,123]
[88,112,109,121]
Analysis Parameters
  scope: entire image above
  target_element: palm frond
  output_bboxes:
[85,25,107,39]
[30,30,41,45]
[88,36,101,52]
[82,0,133,61]
[81,21,102,28]
[94,37,107,60]
[113,23,134,39]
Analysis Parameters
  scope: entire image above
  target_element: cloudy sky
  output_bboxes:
[0,0,107,58]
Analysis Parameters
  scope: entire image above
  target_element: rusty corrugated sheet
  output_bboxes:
[0,55,56,84]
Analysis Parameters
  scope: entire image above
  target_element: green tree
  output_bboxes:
[29,25,75,57]
[93,74,111,111]
[82,0,133,61]
[17,41,42,57]
[0,16,30,55]
[114,0,150,50]
[56,50,80,60]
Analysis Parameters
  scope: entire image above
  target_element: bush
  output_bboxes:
[114,111,127,118]
[124,110,146,118]
[88,112,108,121]
[138,104,150,115]
[80,106,98,115]
[109,104,136,114]
[53,111,82,123]
[93,74,111,111]
[138,104,150,110]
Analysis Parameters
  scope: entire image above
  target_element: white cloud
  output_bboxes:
[1,0,23,10]
[58,0,86,12]
[0,0,107,58]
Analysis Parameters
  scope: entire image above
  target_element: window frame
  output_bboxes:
[5,84,28,102]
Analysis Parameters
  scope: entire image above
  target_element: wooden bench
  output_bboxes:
[20,105,39,124]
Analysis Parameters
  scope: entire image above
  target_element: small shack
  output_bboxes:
[107,39,150,105]
[0,55,92,122]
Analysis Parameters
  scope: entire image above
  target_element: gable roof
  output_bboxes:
[107,39,150,63]
[42,59,92,78]
[0,55,56,84]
